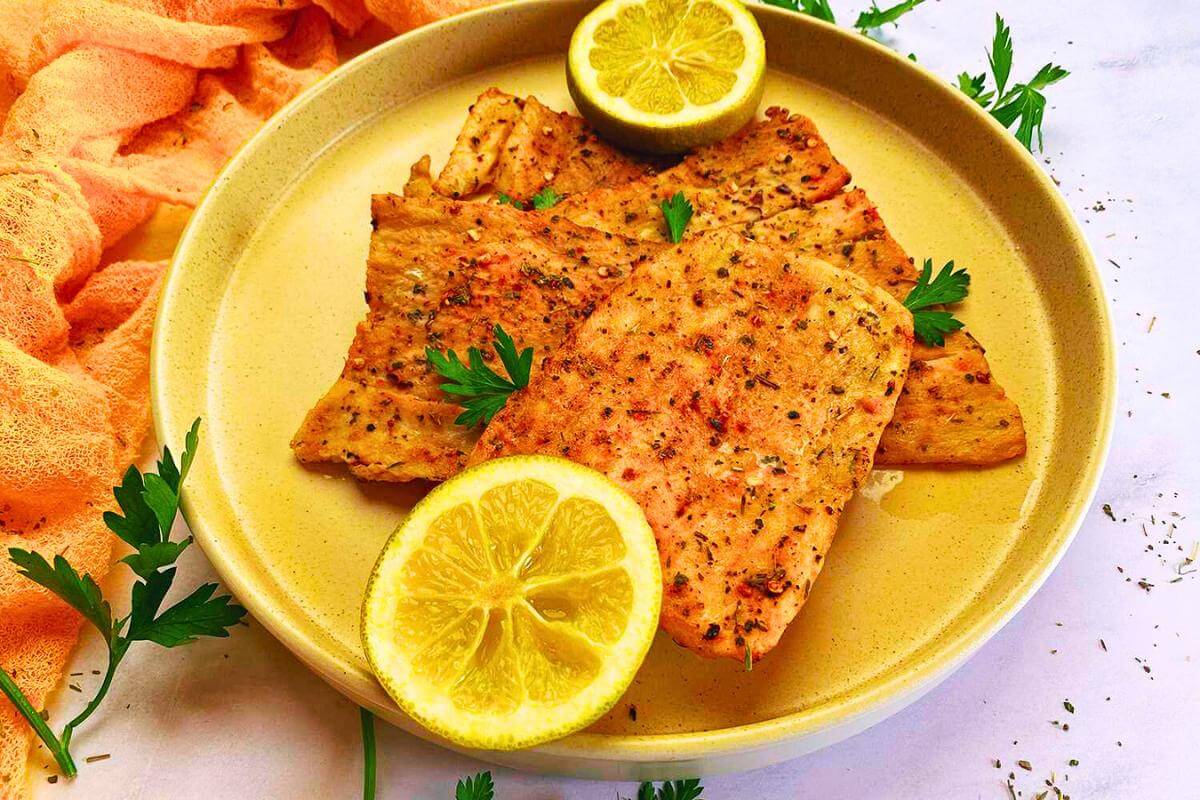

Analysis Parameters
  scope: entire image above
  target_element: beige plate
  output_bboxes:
[152,0,1115,780]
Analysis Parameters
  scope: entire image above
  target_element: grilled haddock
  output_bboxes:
[470,230,913,660]
[413,91,1025,466]
[295,93,1023,480]
[290,192,658,481]
[296,100,859,480]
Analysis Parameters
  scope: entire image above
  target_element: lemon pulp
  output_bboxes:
[362,456,661,750]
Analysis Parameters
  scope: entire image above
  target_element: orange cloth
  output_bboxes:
[0,0,500,795]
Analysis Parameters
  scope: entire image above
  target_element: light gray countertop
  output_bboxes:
[33,1,1198,797]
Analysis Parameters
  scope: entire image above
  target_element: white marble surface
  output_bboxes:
[30,1,1200,797]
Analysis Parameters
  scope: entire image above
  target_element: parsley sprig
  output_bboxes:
[759,3,1069,152]
[638,779,705,800]
[761,0,835,22]
[496,192,524,210]
[456,771,496,800]
[957,14,1069,151]
[531,186,562,210]
[0,419,245,778]
[854,0,924,32]
[496,187,562,211]
[660,192,694,243]
[427,324,533,427]
[903,259,971,346]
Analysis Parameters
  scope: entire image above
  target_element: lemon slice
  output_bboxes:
[361,456,661,750]
[567,0,766,154]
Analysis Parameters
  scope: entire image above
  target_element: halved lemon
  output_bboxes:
[361,456,661,750]
[567,0,767,154]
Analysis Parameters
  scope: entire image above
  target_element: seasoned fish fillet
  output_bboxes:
[470,230,913,660]
[877,331,1027,464]
[425,89,662,202]
[423,94,1024,466]
[745,190,1026,464]
[290,193,658,481]
[421,92,850,236]
[296,101,854,482]
[551,106,851,238]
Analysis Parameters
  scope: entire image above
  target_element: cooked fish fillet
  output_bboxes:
[551,106,851,238]
[290,193,658,481]
[469,230,913,660]
[421,92,850,235]
[744,190,1026,464]
[422,94,1024,466]
[425,88,662,202]
[877,331,1027,464]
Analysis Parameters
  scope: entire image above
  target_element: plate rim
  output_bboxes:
[152,0,1117,770]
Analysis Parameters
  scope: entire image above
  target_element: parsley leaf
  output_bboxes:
[855,0,924,31]
[991,62,1070,151]
[455,771,495,800]
[103,466,160,548]
[0,419,245,780]
[956,72,994,107]
[530,186,562,210]
[7,551,113,643]
[119,538,192,580]
[127,582,245,646]
[659,192,694,243]
[987,14,1013,99]
[958,15,1068,152]
[761,0,836,23]
[903,259,970,347]
[496,192,525,210]
[638,779,704,800]
[427,324,533,427]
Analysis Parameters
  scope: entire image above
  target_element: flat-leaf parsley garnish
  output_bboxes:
[427,324,533,427]
[761,0,835,23]
[902,259,970,347]
[659,192,694,243]
[496,192,525,210]
[0,419,245,779]
[638,778,705,800]
[854,0,924,32]
[455,771,495,800]
[957,14,1069,152]
[530,186,562,210]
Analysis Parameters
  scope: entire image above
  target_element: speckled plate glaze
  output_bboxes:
[152,0,1115,780]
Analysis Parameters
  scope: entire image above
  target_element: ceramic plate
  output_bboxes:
[152,0,1114,779]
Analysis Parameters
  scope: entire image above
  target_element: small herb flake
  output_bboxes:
[530,186,562,210]
[660,192,694,243]
[496,192,525,210]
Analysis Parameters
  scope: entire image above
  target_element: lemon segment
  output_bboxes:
[568,0,766,153]
[361,456,661,750]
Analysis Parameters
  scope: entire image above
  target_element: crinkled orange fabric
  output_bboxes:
[0,0,500,794]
